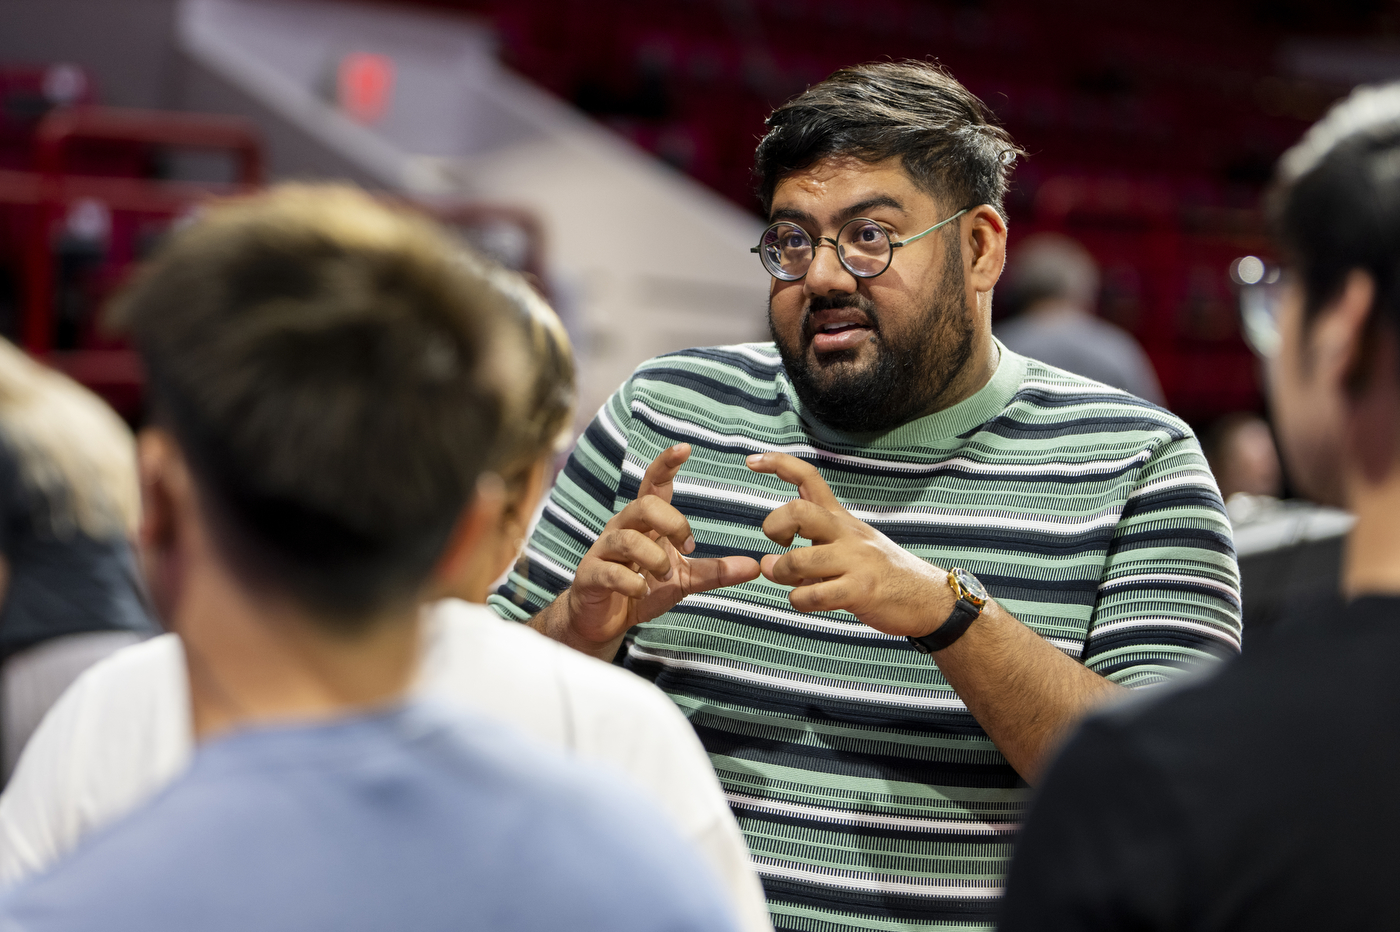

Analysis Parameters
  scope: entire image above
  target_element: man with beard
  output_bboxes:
[492,61,1242,932]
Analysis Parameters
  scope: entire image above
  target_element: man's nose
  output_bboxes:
[804,240,858,297]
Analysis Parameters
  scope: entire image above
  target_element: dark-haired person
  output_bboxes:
[492,60,1241,931]
[0,185,741,932]
[999,82,1400,932]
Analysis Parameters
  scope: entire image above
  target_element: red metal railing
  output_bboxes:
[0,104,549,417]
[22,107,263,357]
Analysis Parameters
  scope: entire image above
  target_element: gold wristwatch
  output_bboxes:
[907,567,988,654]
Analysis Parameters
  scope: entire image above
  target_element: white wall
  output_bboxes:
[0,0,180,109]
[177,0,771,425]
[0,0,772,427]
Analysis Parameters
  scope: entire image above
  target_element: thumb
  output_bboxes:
[680,555,762,594]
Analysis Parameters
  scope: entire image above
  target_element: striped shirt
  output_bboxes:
[490,342,1242,932]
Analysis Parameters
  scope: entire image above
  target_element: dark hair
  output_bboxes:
[754,60,1024,217]
[112,184,519,629]
[1270,83,1400,328]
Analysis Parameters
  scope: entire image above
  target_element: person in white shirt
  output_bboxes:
[0,251,773,932]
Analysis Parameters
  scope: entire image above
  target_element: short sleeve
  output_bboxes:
[1085,435,1241,687]
[488,381,634,622]
[999,717,1184,932]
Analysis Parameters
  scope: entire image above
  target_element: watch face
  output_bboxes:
[951,567,988,604]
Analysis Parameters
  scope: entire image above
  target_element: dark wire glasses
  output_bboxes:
[751,209,969,281]
[1231,255,1285,358]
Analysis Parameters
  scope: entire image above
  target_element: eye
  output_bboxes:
[846,221,886,245]
[779,231,810,250]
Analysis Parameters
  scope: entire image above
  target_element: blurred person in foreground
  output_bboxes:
[1000,81,1400,931]
[995,232,1165,403]
[0,340,155,775]
[0,240,772,932]
[0,184,742,932]
[491,60,1241,931]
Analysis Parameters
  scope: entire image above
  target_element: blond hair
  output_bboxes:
[493,276,575,485]
[0,339,138,540]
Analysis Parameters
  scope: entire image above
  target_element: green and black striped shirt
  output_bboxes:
[491,342,1241,932]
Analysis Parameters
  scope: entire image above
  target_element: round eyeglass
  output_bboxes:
[751,209,969,281]
[1230,255,1286,358]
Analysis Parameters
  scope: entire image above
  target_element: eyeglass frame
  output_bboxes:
[750,208,971,281]
[1231,256,1287,359]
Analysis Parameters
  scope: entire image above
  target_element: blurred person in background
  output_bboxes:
[0,184,742,932]
[1203,412,1283,512]
[996,232,1165,404]
[0,242,773,931]
[1203,412,1350,647]
[1000,81,1400,931]
[0,339,154,777]
[493,60,1241,932]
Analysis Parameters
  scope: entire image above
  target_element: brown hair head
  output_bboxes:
[112,183,519,628]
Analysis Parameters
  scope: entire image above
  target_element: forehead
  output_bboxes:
[769,156,935,218]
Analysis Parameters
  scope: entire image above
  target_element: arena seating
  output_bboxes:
[407,0,1346,423]
[0,76,264,416]
[0,64,548,420]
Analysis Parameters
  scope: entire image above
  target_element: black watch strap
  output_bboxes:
[907,599,981,654]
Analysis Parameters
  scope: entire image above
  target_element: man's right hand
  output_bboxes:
[531,443,762,661]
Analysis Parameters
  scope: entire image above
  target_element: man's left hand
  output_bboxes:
[747,452,955,638]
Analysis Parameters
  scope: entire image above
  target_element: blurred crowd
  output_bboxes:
[0,54,1391,932]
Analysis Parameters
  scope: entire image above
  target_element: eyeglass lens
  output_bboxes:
[757,219,894,280]
[837,220,893,276]
[1232,256,1284,359]
[1239,285,1282,358]
[758,223,812,281]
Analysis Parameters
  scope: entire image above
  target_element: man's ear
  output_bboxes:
[1311,270,1377,392]
[1310,267,1377,408]
[1319,270,1400,484]
[137,428,198,625]
[137,429,174,554]
[429,474,507,596]
[503,459,550,537]
[965,204,1008,297]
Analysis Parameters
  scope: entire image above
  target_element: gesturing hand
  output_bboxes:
[565,444,762,650]
[746,452,954,638]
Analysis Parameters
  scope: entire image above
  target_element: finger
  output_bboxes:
[613,496,697,555]
[679,555,762,594]
[638,443,691,504]
[761,544,845,586]
[788,579,853,614]
[762,499,844,547]
[745,452,843,511]
[762,552,820,587]
[594,528,673,580]
[576,559,650,601]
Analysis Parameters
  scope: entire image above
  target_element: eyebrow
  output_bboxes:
[769,195,908,228]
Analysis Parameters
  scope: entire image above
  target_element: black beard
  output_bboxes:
[770,243,973,433]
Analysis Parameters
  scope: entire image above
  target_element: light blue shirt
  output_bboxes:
[0,701,741,932]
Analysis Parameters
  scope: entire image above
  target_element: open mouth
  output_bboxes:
[818,322,866,335]
[810,319,874,353]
